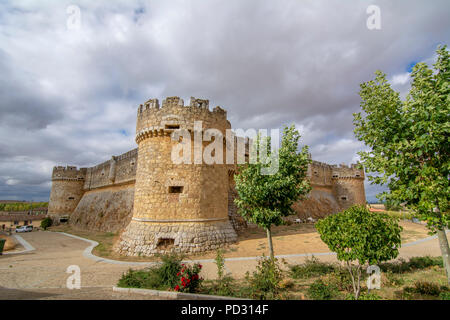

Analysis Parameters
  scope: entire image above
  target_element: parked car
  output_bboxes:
[15,225,33,233]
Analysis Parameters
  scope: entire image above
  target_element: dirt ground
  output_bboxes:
[49,220,431,262]
[0,234,17,251]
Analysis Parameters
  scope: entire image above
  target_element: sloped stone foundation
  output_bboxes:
[114,219,237,256]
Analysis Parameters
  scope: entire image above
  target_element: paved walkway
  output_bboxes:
[0,230,447,299]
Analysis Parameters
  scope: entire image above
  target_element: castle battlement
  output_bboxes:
[331,163,364,179]
[52,166,87,181]
[136,96,230,143]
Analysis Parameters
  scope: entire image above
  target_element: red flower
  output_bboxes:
[198,264,202,269]
[174,285,180,291]
[177,272,180,276]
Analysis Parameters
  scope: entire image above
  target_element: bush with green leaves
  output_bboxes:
[316,205,402,299]
[245,256,284,299]
[156,252,184,288]
[379,256,443,274]
[289,257,336,279]
[346,292,381,300]
[213,249,234,296]
[117,252,183,290]
[117,268,165,289]
[40,217,53,230]
[307,279,338,300]
[440,291,450,300]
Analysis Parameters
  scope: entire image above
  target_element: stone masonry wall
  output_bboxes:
[69,184,134,233]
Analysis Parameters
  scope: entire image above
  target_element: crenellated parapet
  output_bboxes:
[52,166,87,181]
[136,96,229,143]
[331,163,365,180]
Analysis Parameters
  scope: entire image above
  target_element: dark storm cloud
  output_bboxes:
[0,0,449,201]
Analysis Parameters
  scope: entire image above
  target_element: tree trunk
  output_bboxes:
[266,227,274,260]
[436,228,450,285]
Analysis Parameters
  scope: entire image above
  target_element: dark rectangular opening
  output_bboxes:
[169,186,183,194]
[165,124,180,130]
[341,196,348,201]
[68,197,75,200]
[157,238,175,250]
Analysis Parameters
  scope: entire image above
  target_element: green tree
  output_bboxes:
[40,217,53,230]
[353,45,450,283]
[316,205,402,299]
[234,125,311,259]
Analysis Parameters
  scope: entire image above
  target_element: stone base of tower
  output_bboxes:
[114,220,238,256]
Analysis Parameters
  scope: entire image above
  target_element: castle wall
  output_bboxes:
[84,148,137,190]
[69,184,134,233]
[49,96,367,256]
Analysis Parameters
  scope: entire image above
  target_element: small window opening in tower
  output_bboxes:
[355,173,360,177]
[333,174,339,178]
[341,196,347,201]
[165,124,180,130]
[68,197,75,200]
[169,186,183,193]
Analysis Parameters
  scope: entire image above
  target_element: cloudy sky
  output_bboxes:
[0,0,449,202]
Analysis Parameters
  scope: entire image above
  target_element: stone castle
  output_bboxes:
[48,96,366,256]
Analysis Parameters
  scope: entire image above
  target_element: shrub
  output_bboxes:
[246,256,284,299]
[213,249,234,296]
[412,281,441,296]
[325,268,355,292]
[316,205,402,299]
[382,270,405,287]
[346,292,381,300]
[117,268,164,289]
[156,252,183,288]
[396,281,446,299]
[439,291,450,300]
[174,263,203,293]
[307,279,337,300]
[289,257,336,279]
[117,252,183,290]
[40,217,53,230]
[379,256,443,274]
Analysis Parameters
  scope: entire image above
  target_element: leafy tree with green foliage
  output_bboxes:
[40,217,53,230]
[316,205,402,299]
[353,45,450,283]
[234,125,311,259]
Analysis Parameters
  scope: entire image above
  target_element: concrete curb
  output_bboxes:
[2,234,35,255]
[112,286,248,300]
[56,229,449,266]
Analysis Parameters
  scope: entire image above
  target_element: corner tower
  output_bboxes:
[48,166,86,216]
[115,96,237,256]
[331,163,366,210]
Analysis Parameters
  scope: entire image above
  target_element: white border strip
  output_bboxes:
[2,234,35,255]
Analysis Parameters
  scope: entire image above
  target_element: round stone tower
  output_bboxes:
[115,96,237,256]
[331,163,366,211]
[48,166,86,216]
